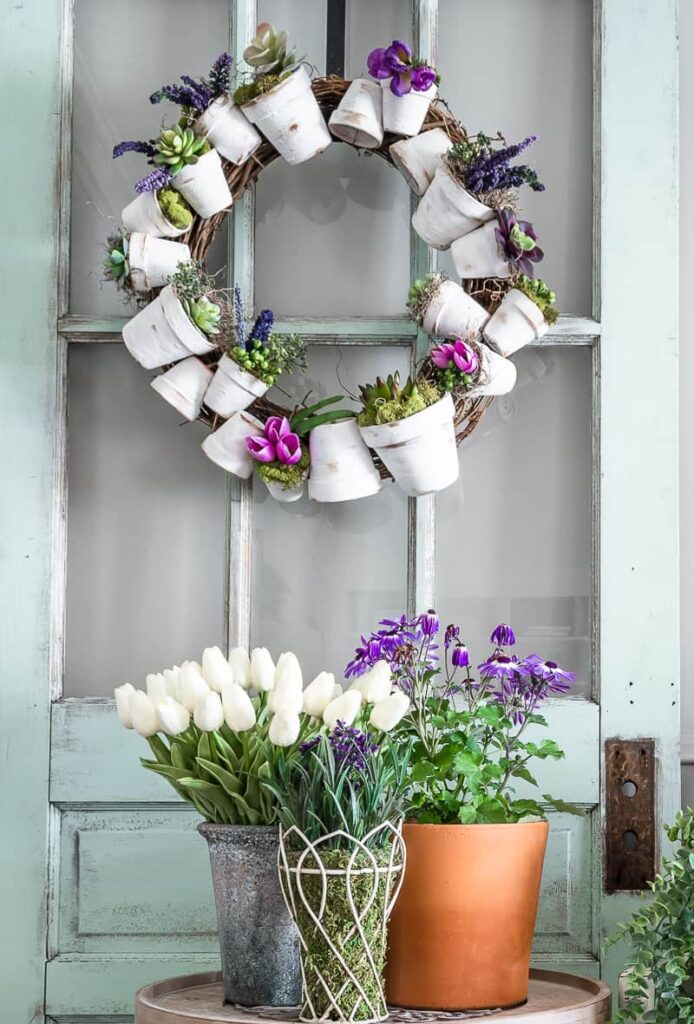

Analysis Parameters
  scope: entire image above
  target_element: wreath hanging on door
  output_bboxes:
[105,27,558,503]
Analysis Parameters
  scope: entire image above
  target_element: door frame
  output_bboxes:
[0,0,679,1019]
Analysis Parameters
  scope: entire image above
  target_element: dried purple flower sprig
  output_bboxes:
[150,52,234,113]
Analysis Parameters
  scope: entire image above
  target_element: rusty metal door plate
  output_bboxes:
[605,739,656,892]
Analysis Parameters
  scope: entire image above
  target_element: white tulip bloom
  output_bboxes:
[274,651,303,690]
[356,660,392,704]
[332,682,343,700]
[114,682,135,729]
[323,689,362,731]
[146,672,167,703]
[228,647,252,689]
[222,683,256,732]
[194,691,224,732]
[163,667,180,698]
[178,662,210,712]
[250,647,275,692]
[130,690,160,737]
[302,671,336,718]
[202,645,234,693]
[268,711,301,747]
[157,696,190,736]
[369,691,411,732]
[269,672,304,715]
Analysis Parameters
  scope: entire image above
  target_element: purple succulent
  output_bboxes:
[367,40,437,96]
[495,209,544,277]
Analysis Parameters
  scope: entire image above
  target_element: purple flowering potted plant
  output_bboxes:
[429,334,516,398]
[367,40,439,137]
[344,612,577,1011]
[451,207,544,281]
[413,133,544,251]
[233,24,331,166]
[484,273,559,356]
[407,272,489,340]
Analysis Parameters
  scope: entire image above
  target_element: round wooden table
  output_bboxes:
[135,971,611,1024]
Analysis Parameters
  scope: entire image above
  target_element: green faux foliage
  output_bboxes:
[516,273,559,325]
[608,809,694,1024]
[169,261,220,333]
[357,373,440,427]
[406,273,444,325]
[183,295,221,335]
[256,449,310,489]
[230,333,307,386]
[234,23,300,105]
[154,124,210,176]
[290,396,355,436]
[103,233,130,287]
[157,187,193,229]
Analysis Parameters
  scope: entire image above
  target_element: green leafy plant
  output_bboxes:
[357,372,440,427]
[290,395,355,435]
[157,186,193,229]
[154,124,210,176]
[103,232,130,288]
[607,809,693,1023]
[169,261,221,335]
[233,23,300,105]
[516,274,559,325]
[232,334,307,385]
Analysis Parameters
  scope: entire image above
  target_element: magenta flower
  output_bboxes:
[245,435,276,463]
[367,40,437,96]
[246,416,303,466]
[276,432,301,465]
[265,416,290,446]
[431,339,480,376]
[431,342,456,368]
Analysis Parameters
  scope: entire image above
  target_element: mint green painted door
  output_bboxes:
[0,0,679,1021]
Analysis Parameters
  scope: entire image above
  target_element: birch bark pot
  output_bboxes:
[358,394,458,497]
[201,410,264,477]
[328,79,383,149]
[204,354,269,418]
[241,67,332,165]
[386,821,549,1011]
[421,279,489,339]
[198,824,301,1007]
[450,219,511,280]
[308,419,381,503]
[483,288,549,357]
[265,476,307,503]
[468,344,517,397]
[150,356,213,421]
[381,81,437,137]
[122,286,217,369]
[389,128,451,196]
[121,189,188,238]
[196,94,262,165]
[127,232,191,292]
[412,165,495,250]
[172,149,233,219]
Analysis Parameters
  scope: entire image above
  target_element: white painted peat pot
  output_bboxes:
[151,356,213,421]
[204,354,268,418]
[421,279,489,339]
[196,94,262,165]
[413,165,495,250]
[202,410,264,476]
[172,149,233,219]
[128,233,191,292]
[265,477,306,503]
[122,190,188,238]
[381,81,437,137]
[308,419,381,503]
[358,393,458,497]
[389,128,451,196]
[329,79,383,149]
[451,219,511,280]
[241,67,331,165]
[469,344,517,397]
[122,285,217,369]
[483,288,548,357]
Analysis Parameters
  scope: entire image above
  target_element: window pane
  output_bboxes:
[70,0,228,316]
[250,345,411,682]
[437,0,593,316]
[436,347,593,696]
[65,345,225,695]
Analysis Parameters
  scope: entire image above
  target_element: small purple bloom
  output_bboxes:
[135,167,174,193]
[452,340,479,375]
[245,435,276,462]
[444,624,460,649]
[385,40,413,66]
[276,432,302,465]
[452,643,470,668]
[265,416,290,446]
[478,653,522,681]
[521,654,575,695]
[249,309,274,346]
[410,65,437,92]
[367,40,437,96]
[113,139,157,159]
[367,47,391,79]
[490,623,516,647]
[418,610,439,637]
[390,69,412,96]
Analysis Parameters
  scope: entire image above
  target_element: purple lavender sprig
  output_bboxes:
[135,167,174,194]
[248,309,275,348]
[150,53,234,112]
[209,52,234,96]
[462,135,545,195]
[113,139,157,160]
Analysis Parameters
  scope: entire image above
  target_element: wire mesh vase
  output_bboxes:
[278,822,406,1024]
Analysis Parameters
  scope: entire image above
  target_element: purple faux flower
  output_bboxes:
[135,167,174,193]
[444,624,460,649]
[490,623,516,647]
[478,653,522,681]
[367,40,437,96]
[345,613,436,680]
[418,610,439,637]
[276,432,301,465]
[463,136,545,195]
[495,209,544,277]
[246,417,303,467]
[452,642,470,668]
[265,416,289,445]
[249,309,274,347]
[521,654,575,696]
[330,722,379,774]
[431,339,479,376]
[113,139,157,159]
[245,435,276,463]
[411,65,437,92]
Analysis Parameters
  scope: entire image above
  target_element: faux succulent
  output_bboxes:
[495,209,543,276]
[516,274,559,325]
[406,273,444,325]
[154,124,209,176]
[183,295,221,335]
[233,24,300,105]
[150,52,234,113]
[448,135,545,199]
[430,338,481,393]
[157,187,193,229]
[367,40,438,96]
[357,373,440,427]
[103,233,130,288]
[169,261,220,333]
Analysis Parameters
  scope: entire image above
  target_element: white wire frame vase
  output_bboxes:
[277,822,406,1024]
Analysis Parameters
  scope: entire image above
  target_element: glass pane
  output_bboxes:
[70,0,229,316]
[437,0,593,316]
[436,347,593,696]
[65,345,225,695]
[250,344,411,682]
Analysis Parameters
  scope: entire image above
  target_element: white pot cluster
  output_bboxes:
[114,650,409,746]
[329,78,438,149]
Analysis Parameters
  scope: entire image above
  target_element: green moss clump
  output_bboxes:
[157,187,193,229]
[285,847,400,1022]
[233,71,292,106]
[516,274,559,325]
[357,378,440,428]
[257,450,309,490]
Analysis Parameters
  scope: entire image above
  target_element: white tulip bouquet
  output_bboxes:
[114,648,410,825]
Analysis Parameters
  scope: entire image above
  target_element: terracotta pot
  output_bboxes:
[386,820,549,1011]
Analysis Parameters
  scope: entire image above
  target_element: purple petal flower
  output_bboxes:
[418,610,439,637]
[452,340,479,375]
[367,47,391,79]
[245,435,276,462]
[452,643,470,668]
[478,653,522,681]
[444,624,460,649]
[265,416,291,445]
[390,69,412,96]
[521,654,575,695]
[431,343,455,368]
[410,65,437,92]
[384,40,413,67]
[490,623,516,647]
[276,432,302,465]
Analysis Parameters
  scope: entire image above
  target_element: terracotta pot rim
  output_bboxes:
[403,819,549,832]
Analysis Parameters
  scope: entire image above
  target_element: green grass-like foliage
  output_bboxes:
[516,274,559,325]
[257,449,310,490]
[608,809,694,1023]
[357,372,440,427]
[157,187,193,229]
[231,332,307,386]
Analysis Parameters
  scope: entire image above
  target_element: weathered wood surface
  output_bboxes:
[135,971,611,1024]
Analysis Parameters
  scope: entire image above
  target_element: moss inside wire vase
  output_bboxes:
[280,841,404,1024]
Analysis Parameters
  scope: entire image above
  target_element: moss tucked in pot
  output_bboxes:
[515,274,559,325]
[357,373,440,428]
[157,187,193,229]
[257,449,310,490]
[233,71,293,106]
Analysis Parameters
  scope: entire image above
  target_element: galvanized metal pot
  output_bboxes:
[198,823,302,1007]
